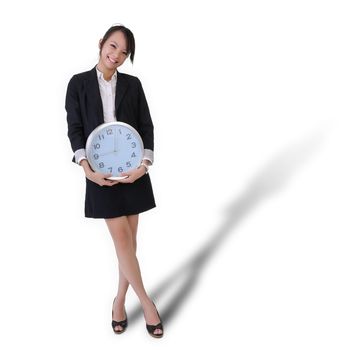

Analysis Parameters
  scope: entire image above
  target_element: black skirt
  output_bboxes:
[84,173,156,219]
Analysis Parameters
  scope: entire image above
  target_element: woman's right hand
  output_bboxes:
[86,170,120,186]
[80,159,119,186]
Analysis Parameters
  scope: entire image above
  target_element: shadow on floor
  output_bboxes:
[127,128,326,325]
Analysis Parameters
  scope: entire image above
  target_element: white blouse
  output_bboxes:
[74,67,153,165]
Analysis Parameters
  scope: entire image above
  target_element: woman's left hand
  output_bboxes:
[118,165,147,184]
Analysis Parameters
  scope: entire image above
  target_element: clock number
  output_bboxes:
[108,167,113,173]
[93,154,99,160]
[118,129,122,134]
[126,133,132,140]
[106,128,113,135]
[131,152,136,158]
[94,143,100,150]
[98,134,104,141]
[126,161,131,168]
[98,162,105,168]
[131,142,136,148]
[118,167,123,172]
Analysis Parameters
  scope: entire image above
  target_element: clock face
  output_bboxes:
[86,122,144,178]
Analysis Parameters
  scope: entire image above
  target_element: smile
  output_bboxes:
[108,56,118,64]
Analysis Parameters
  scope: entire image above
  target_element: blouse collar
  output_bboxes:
[95,66,117,82]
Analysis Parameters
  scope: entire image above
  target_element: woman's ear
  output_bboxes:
[98,38,103,49]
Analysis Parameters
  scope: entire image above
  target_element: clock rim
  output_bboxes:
[85,121,145,175]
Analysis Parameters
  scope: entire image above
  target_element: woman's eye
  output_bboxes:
[123,52,127,55]
[111,44,116,48]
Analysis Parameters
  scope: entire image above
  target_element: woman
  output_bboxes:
[65,24,163,338]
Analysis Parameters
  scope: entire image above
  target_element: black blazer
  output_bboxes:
[65,66,154,163]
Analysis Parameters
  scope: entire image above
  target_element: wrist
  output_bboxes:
[138,162,149,174]
[80,159,93,175]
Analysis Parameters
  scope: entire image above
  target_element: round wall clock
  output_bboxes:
[86,121,144,180]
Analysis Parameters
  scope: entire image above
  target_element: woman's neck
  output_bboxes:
[96,63,116,82]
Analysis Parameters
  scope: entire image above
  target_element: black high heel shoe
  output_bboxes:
[146,301,164,338]
[111,297,128,334]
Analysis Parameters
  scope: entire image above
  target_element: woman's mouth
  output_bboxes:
[107,56,118,65]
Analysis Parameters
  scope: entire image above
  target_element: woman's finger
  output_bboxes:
[104,180,118,186]
[121,172,131,177]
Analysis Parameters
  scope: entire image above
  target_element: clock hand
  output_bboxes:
[116,131,120,153]
[98,150,115,157]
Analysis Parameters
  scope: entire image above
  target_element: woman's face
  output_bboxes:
[98,30,129,71]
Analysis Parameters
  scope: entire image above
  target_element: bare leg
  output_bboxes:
[116,215,138,299]
[111,215,138,331]
[106,215,162,335]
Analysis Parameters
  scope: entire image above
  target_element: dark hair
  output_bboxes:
[99,25,135,63]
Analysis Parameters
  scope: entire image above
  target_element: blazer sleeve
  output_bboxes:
[136,78,154,152]
[65,75,85,163]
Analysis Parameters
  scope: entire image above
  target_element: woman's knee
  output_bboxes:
[106,217,133,248]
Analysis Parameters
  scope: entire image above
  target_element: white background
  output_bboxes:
[0,0,349,349]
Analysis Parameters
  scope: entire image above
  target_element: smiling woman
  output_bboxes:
[65,24,163,338]
[97,26,135,80]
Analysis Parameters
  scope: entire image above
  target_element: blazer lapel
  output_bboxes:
[86,66,104,126]
[115,71,128,116]
[84,67,128,127]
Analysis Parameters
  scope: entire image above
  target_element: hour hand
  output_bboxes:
[98,150,115,157]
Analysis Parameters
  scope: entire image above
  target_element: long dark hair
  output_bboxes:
[99,24,136,63]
